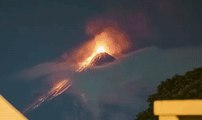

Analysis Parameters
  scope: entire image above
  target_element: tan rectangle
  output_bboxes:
[154,100,202,115]
[159,116,179,120]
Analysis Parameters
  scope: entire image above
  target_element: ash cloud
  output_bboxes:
[13,45,202,120]
[87,0,202,49]
[18,0,202,81]
[72,45,202,120]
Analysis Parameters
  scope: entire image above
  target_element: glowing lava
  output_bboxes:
[24,79,71,113]
[24,27,131,113]
[49,80,71,98]
[77,44,109,72]
[70,27,131,72]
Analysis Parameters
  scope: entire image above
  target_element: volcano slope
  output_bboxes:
[91,52,116,66]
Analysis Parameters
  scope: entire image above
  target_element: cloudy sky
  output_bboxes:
[0,0,202,120]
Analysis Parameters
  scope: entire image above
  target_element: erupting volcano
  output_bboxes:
[76,44,116,71]
[74,27,131,72]
[90,52,116,66]
[24,27,131,114]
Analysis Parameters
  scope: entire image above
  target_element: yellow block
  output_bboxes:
[159,116,179,120]
[0,95,28,120]
[154,100,202,116]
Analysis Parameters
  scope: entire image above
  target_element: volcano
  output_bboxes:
[91,52,116,66]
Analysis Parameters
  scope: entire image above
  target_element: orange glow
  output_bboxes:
[24,27,131,113]
[77,43,109,72]
[67,27,131,72]
[24,79,71,113]
[50,79,71,97]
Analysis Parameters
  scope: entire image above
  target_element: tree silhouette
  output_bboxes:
[135,67,202,120]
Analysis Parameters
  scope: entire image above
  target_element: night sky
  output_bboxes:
[0,0,202,120]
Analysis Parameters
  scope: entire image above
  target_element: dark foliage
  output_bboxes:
[135,67,202,120]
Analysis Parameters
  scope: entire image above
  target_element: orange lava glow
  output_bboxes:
[77,43,108,72]
[24,27,131,113]
[50,79,71,98]
[68,27,131,72]
[24,79,71,113]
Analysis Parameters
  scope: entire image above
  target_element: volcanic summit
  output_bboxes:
[91,52,116,66]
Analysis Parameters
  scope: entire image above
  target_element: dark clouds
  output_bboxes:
[87,0,202,49]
